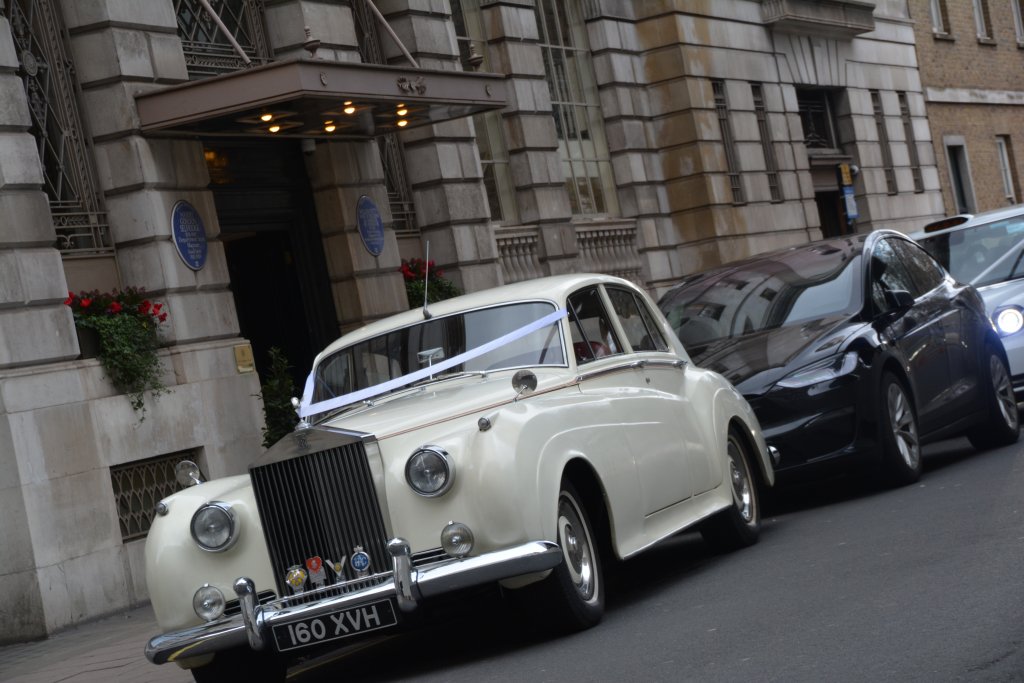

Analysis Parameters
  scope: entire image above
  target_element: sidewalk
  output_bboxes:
[0,603,191,683]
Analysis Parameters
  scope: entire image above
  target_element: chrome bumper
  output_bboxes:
[145,538,561,665]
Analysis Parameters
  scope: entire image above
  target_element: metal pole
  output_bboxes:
[364,0,420,69]
[196,0,252,66]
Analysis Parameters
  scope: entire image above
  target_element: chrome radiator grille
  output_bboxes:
[250,441,390,600]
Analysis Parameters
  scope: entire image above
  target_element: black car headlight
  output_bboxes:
[190,502,239,552]
[406,446,454,497]
[994,306,1024,336]
[775,352,858,389]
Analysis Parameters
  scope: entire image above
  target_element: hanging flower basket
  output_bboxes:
[64,288,168,419]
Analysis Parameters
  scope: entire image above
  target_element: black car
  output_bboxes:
[658,230,1019,486]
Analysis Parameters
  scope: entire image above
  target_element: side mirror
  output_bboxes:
[884,289,915,311]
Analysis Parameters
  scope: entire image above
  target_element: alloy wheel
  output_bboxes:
[887,382,919,470]
[990,354,1019,430]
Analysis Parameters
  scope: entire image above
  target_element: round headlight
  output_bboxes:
[405,446,454,497]
[193,584,226,622]
[995,307,1024,336]
[190,502,239,552]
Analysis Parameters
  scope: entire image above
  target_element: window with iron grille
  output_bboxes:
[5,0,111,255]
[350,0,419,236]
[535,0,618,216]
[175,0,271,80]
[452,0,518,224]
[871,91,897,194]
[110,452,200,542]
[898,92,924,193]
[752,84,782,202]
[796,88,839,151]
[713,80,745,204]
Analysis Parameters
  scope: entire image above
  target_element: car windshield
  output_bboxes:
[312,301,565,404]
[660,237,864,349]
[917,216,1024,287]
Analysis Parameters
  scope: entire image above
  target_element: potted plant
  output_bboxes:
[400,258,460,308]
[64,287,168,419]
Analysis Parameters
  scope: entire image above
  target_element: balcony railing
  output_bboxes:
[496,220,642,285]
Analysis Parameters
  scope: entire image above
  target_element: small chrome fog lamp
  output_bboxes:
[441,521,474,558]
[193,584,226,622]
[406,446,454,497]
[190,502,240,552]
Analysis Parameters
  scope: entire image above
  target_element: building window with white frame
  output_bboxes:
[929,0,951,34]
[451,0,518,224]
[973,0,994,39]
[1012,0,1024,43]
[535,0,619,217]
[996,135,1020,204]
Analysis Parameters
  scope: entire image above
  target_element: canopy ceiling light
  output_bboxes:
[135,58,506,140]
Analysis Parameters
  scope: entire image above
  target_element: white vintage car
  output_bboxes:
[144,274,774,681]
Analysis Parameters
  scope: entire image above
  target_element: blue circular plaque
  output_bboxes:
[357,195,385,257]
[171,200,208,271]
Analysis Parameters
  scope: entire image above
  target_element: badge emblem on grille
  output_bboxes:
[306,556,327,588]
[326,557,347,583]
[284,565,308,594]
[350,546,371,577]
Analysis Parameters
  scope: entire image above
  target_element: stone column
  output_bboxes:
[266,0,407,327]
[0,1,80,641]
[480,0,576,276]
[377,0,501,292]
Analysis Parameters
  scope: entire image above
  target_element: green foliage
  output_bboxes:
[400,257,460,307]
[65,288,167,419]
[258,347,299,449]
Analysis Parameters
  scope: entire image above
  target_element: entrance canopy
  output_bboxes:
[135,58,507,139]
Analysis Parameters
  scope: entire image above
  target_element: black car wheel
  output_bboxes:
[878,372,921,486]
[967,343,1020,450]
[700,428,760,552]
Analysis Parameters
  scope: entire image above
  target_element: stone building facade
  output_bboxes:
[0,0,942,643]
[909,0,1024,214]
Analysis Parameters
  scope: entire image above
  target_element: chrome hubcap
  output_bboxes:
[888,383,919,470]
[990,355,1019,430]
[727,438,754,523]
[558,495,595,601]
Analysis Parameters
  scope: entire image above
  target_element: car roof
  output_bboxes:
[314,273,640,363]
[912,203,1024,240]
[659,231,908,297]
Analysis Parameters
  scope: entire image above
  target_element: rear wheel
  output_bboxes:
[190,646,286,683]
[878,372,921,486]
[700,428,760,552]
[967,343,1020,450]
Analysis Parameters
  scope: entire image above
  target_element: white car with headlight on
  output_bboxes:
[144,274,773,681]
[913,205,1024,398]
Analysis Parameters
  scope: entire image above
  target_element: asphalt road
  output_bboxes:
[294,436,1024,683]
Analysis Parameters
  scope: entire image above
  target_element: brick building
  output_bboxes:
[910,0,1024,213]
[1,0,943,642]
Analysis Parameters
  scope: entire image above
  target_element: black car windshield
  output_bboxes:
[660,237,864,349]
[312,301,564,404]
[917,216,1024,287]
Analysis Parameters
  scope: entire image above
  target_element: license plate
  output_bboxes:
[272,600,397,652]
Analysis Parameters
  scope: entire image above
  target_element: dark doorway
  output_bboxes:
[815,191,849,238]
[205,140,336,388]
